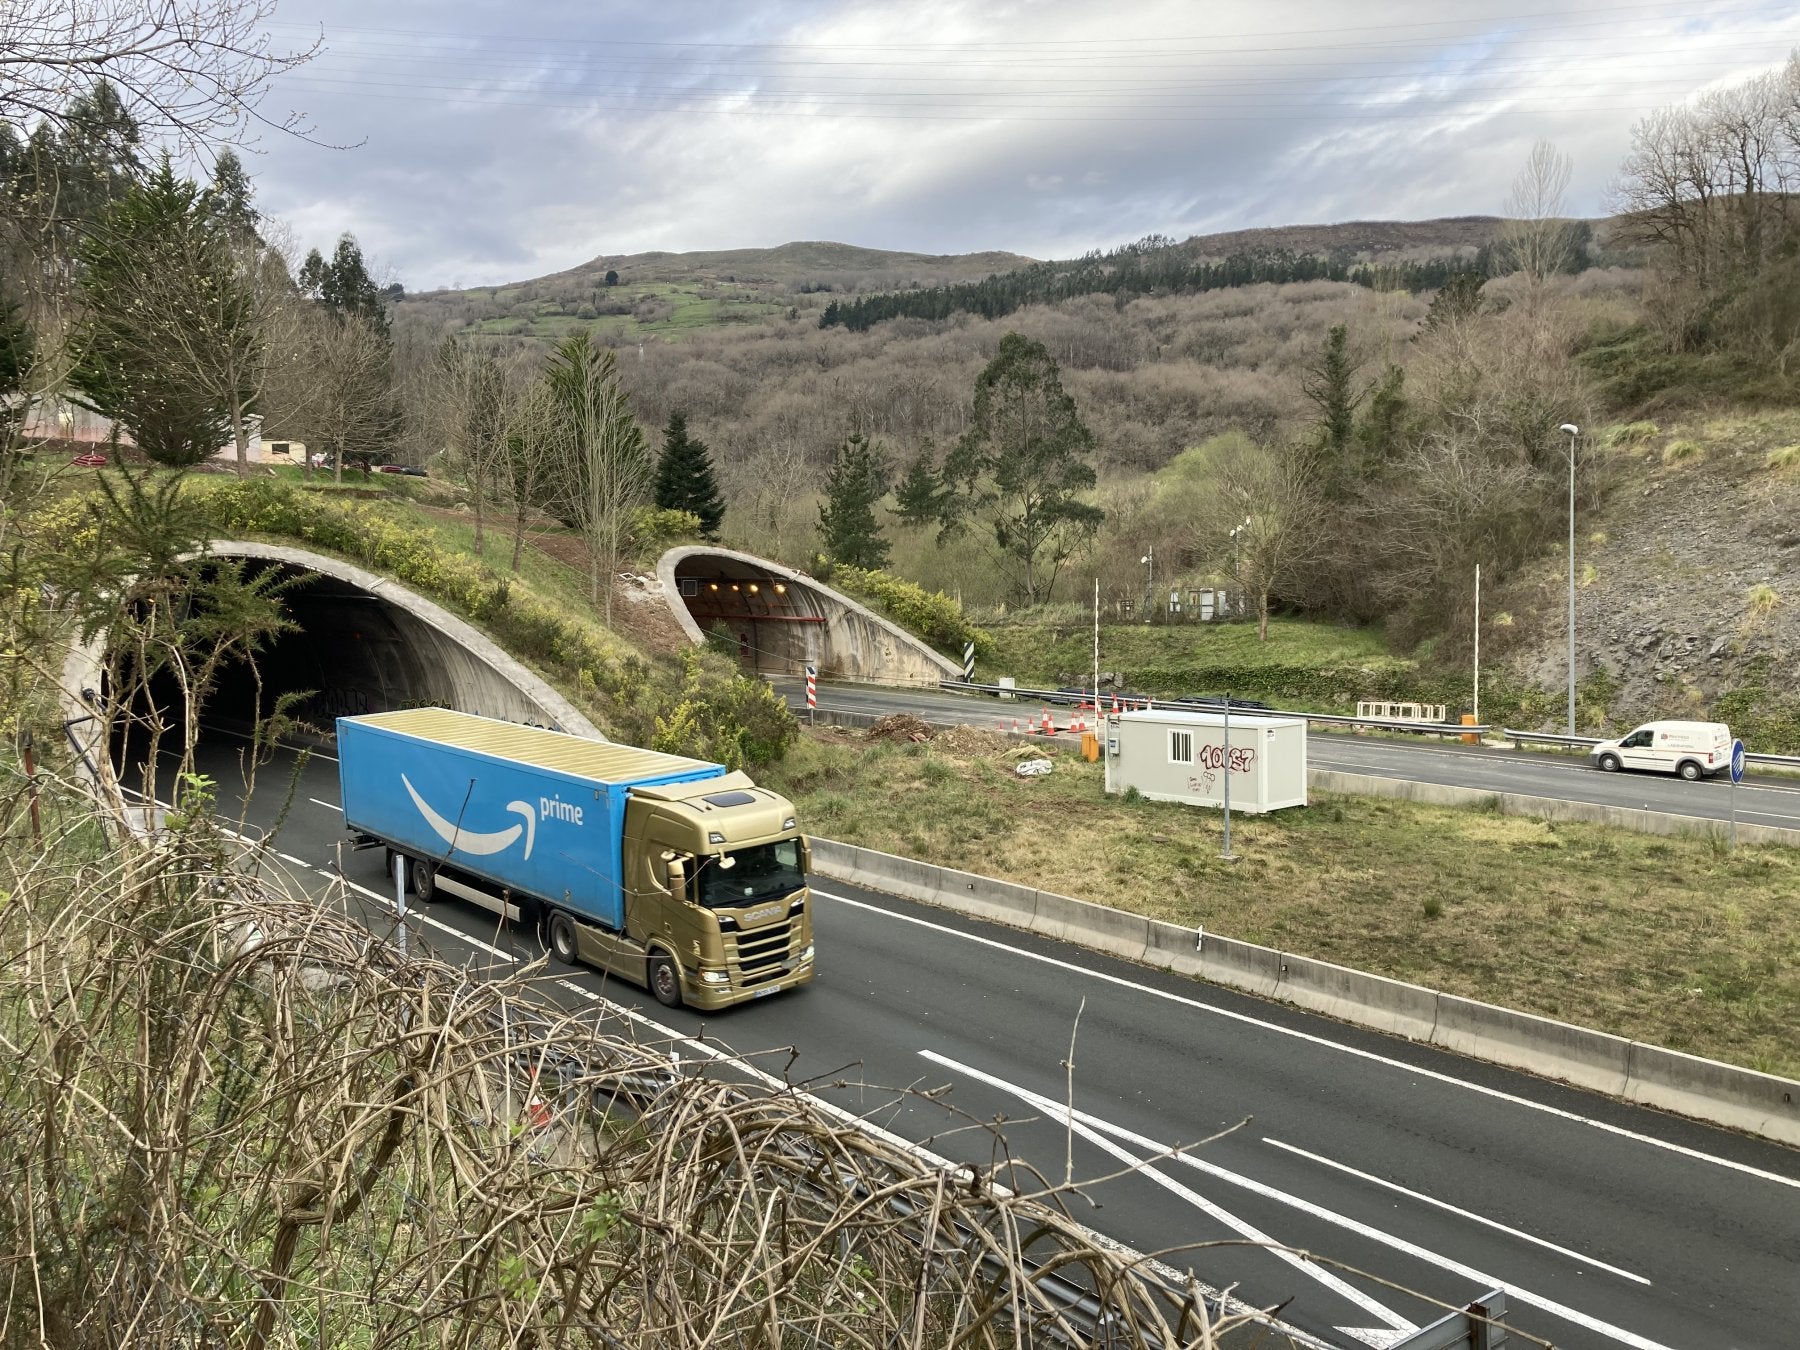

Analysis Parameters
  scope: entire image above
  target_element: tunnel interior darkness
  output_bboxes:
[110,559,572,788]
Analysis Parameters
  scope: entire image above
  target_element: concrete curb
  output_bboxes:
[1310,768,1800,847]
[810,837,1800,1148]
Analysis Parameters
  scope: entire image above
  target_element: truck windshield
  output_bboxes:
[697,839,805,909]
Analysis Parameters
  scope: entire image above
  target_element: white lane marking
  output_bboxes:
[924,1051,1682,1350]
[274,851,314,870]
[309,797,341,812]
[1261,1138,1651,1285]
[986,1076,1417,1332]
[813,889,1800,1193]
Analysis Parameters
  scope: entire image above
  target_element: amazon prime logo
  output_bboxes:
[402,775,536,859]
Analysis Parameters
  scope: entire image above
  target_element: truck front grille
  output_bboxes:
[730,921,793,985]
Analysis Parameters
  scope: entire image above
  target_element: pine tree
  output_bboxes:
[204,148,259,243]
[653,411,726,539]
[818,431,890,569]
[1302,324,1367,500]
[299,233,390,338]
[892,447,946,525]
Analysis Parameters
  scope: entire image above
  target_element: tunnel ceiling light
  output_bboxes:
[747,583,759,594]
[773,582,786,595]
[730,583,740,591]
[709,582,719,591]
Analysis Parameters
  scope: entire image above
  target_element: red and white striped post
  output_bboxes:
[804,663,817,725]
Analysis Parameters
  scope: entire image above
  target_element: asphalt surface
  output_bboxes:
[773,679,1800,833]
[182,732,1800,1350]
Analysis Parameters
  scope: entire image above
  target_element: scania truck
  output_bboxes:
[337,708,814,1010]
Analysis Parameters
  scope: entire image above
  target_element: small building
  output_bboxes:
[1103,708,1307,813]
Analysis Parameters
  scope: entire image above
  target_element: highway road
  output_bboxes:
[772,678,1800,833]
[183,732,1800,1350]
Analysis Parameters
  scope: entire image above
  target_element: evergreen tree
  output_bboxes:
[653,411,725,539]
[892,446,946,526]
[941,333,1102,604]
[203,148,259,243]
[68,159,247,467]
[299,233,390,338]
[817,431,890,569]
[1354,364,1411,467]
[1302,324,1366,500]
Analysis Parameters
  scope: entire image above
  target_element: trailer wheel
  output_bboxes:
[546,910,580,965]
[407,856,437,902]
[648,952,683,1009]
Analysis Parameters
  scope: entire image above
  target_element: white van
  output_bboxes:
[1588,721,1733,780]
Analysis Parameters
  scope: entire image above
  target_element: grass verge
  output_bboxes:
[769,729,1800,1078]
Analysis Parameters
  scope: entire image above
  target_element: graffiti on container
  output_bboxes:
[1198,744,1255,773]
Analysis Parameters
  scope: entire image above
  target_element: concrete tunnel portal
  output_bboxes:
[82,540,954,789]
[97,542,597,783]
[655,546,959,687]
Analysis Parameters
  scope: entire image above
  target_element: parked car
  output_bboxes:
[70,452,107,467]
[1588,720,1733,780]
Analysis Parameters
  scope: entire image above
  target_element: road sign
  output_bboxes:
[1730,738,1745,784]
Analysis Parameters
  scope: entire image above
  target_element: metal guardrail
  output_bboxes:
[1503,728,1800,769]
[937,680,1492,738]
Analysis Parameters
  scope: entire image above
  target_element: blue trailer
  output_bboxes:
[337,708,815,1009]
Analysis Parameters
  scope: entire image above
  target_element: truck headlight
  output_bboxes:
[699,969,730,985]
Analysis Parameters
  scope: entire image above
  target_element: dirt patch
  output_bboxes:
[933,724,1011,757]
[864,714,935,743]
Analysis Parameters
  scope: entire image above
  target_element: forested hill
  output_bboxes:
[818,217,1626,333]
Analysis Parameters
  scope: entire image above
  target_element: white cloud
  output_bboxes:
[242,0,1800,287]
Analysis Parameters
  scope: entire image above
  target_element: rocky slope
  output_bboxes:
[1505,412,1800,745]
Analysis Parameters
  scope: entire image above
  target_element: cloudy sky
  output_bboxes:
[237,0,1800,290]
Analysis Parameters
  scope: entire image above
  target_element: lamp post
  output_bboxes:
[1559,423,1579,736]
[1228,517,1250,615]
[1140,547,1154,622]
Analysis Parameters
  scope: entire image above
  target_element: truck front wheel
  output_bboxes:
[648,952,683,1008]
[546,910,580,965]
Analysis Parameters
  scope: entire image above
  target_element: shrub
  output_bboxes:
[1603,420,1659,448]
[1661,439,1703,464]
[1746,583,1780,618]
[829,565,995,662]
[1766,444,1800,475]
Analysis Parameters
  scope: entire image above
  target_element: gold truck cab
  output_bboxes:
[619,772,815,1011]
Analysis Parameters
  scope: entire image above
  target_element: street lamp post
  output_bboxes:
[1559,423,1580,736]
[1228,517,1250,615]
[1140,547,1154,622]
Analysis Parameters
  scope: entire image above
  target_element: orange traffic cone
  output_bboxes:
[525,1071,552,1130]
[1041,710,1053,735]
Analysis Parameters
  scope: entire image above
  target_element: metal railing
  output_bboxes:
[936,680,1491,738]
[1504,728,1800,770]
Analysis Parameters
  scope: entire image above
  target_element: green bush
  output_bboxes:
[829,565,994,662]
[1603,421,1659,448]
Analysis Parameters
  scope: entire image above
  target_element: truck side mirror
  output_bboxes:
[798,837,812,873]
[665,857,687,895]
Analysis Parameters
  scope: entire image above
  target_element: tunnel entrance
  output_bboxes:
[657,546,958,688]
[102,544,598,792]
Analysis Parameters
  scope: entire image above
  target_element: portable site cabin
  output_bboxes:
[1103,708,1308,813]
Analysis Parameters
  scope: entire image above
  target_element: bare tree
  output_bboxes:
[0,0,319,151]
[271,306,396,484]
[533,331,652,621]
[433,336,517,556]
[1209,437,1323,642]
[1497,140,1577,285]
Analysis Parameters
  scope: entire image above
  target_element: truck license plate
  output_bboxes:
[753,984,781,998]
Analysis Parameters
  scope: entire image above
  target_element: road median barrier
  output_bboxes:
[1275,952,1441,1043]
[1144,921,1283,998]
[812,837,1800,1146]
[1032,889,1150,964]
[1308,769,1800,847]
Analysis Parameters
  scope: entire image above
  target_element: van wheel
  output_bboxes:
[648,952,683,1008]
[1678,760,1703,781]
[407,856,437,902]
[1596,753,1621,773]
[546,910,580,965]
